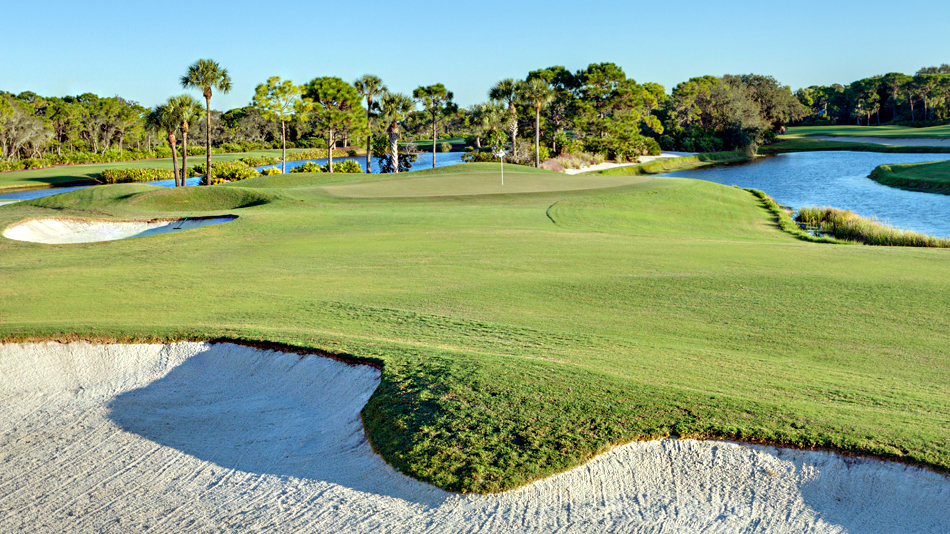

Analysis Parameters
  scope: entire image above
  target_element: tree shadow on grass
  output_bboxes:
[106,344,450,507]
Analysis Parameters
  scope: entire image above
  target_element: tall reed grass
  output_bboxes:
[796,206,950,248]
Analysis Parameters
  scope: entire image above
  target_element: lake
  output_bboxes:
[663,151,950,238]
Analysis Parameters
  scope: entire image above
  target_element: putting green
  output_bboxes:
[322,170,653,198]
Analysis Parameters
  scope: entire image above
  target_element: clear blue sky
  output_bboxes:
[3,0,948,111]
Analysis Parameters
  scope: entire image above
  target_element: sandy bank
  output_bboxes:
[2,216,237,244]
[1,342,947,533]
[810,136,950,147]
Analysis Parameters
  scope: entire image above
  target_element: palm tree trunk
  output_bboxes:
[535,106,541,167]
[365,105,373,173]
[432,112,437,169]
[328,129,334,173]
[388,125,400,173]
[181,131,188,187]
[168,132,180,187]
[205,94,212,187]
[281,120,287,173]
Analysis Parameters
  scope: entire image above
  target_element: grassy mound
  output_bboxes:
[2,166,950,494]
[24,184,281,213]
[870,160,950,194]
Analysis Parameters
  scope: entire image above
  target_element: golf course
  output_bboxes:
[2,161,950,490]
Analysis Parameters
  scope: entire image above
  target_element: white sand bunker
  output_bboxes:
[2,215,237,244]
[0,342,948,533]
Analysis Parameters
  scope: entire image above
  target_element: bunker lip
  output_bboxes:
[1,340,948,533]
[2,214,238,244]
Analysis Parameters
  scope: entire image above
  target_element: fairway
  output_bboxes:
[1,162,949,496]
[787,124,950,138]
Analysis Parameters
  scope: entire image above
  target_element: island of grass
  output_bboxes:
[869,160,950,194]
[2,162,950,493]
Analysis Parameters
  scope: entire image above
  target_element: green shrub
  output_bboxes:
[240,156,281,167]
[440,142,452,152]
[260,167,283,176]
[324,160,362,173]
[98,168,180,184]
[285,149,351,162]
[347,149,358,157]
[289,162,324,173]
[195,161,260,185]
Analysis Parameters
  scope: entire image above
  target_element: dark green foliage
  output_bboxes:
[325,160,362,173]
[289,162,324,173]
[239,156,281,167]
[98,167,194,184]
[194,161,260,185]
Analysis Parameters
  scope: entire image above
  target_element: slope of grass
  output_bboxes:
[2,165,950,493]
[787,124,950,138]
[762,137,950,154]
[870,160,950,194]
[584,151,750,176]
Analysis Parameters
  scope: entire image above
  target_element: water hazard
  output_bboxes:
[663,151,950,237]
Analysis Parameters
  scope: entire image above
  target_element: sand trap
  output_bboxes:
[0,341,947,533]
[809,135,950,147]
[0,200,19,207]
[564,152,698,175]
[2,216,237,244]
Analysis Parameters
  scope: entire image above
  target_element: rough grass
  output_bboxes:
[870,160,950,194]
[796,206,950,247]
[2,166,950,493]
[762,137,950,154]
[787,124,950,138]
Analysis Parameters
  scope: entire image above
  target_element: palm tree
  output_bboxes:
[145,103,182,186]
[488,78,523,152]
[379,92,414,173]
[469,102,506,149]
[353,75,387,173]
[166,95,204,185]
[517,79,555,167]
[180,59,232,185]
[413,84,456,168]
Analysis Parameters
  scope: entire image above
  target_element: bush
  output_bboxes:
[260,167,283,176]
[195,161,260,185]
[324,160,362,173]
[347,149,358,157]
[289,162,324,173]
[240,156,281,167]
[99,168,179,184]
[440,142,452,152]
[796,206,950,247]
[462,148,500,163]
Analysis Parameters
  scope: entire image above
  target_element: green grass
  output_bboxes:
[796,206,950,247]
[787,124,950,138]
[583,151,751,176]
[411,137,468,149]
[2,164,950,493]
[870,160,950,194]
[0,148,349,192]
[761,137,950,154]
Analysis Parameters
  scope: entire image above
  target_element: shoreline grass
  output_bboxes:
[2,166,950,493]
[761,137,950,154]
[796,206,950,247]
[869,160,950,195]
[582,150,750,176]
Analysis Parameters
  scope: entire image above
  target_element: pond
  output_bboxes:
[0,152,468,202]
[662,151,950,238]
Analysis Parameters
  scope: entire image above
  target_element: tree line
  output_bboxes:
[3,59,819,178]
[795,65,950,126]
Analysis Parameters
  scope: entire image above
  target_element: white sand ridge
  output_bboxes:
[0,341,947,533]
[2,215,237,244]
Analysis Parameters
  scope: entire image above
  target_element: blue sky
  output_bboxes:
[3,0,948,111]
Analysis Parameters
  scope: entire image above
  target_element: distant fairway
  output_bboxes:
[322,166,653,198]
[787,124,950,138]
